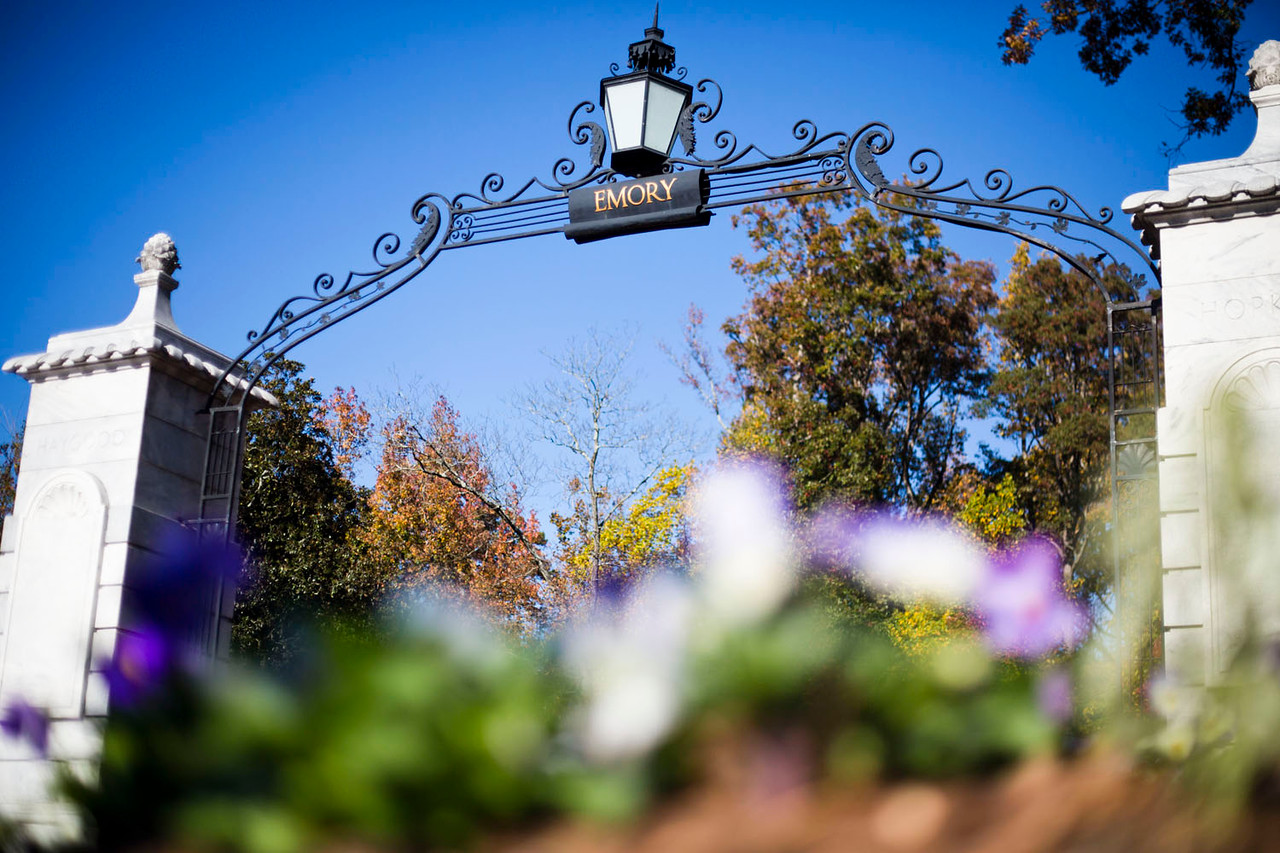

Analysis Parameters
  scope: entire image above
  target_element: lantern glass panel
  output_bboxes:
[604,79,646,151]
[643,81,687,155]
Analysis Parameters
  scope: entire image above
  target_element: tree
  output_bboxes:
[1000,0,1255,147]
[661,304,740,434]
[526,330,688,597]
[549,462,694,595]
[233,361,381,664]
[978,245,1118,598]
[724,189,996,511]
[0,418,22,519]
[361,395,546,631]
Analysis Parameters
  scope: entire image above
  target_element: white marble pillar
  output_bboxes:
[0,235,273,841]
[1124,41,1280,685]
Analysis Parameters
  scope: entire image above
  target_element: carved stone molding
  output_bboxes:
[32,480,90,519]
[1223,358,1280,411]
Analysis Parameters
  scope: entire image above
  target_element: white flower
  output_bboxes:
[562,576,693,763]
[1148,673,1201,722]
[1155,719,1197,762]
[693,461,796,627]
[852,515,986,604]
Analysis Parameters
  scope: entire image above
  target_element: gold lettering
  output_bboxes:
[627,184,646,206]
[594,189,607,212]
[645,181,661,204]
[606,187,625,209]
[658,177,677,202]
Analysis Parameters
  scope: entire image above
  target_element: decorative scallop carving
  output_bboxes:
[32,480,89,519]
[1116,443,1157,478]
[1223,360,1280,411]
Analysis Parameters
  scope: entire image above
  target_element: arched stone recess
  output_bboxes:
[1203,348,1280,677]
[0,470,108,719]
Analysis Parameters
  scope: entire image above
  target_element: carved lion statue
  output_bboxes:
[136,232,181,275]
[1249,40,1280,91]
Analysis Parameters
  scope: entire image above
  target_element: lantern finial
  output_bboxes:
[629,8,676,74]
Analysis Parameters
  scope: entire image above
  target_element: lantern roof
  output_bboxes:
[627,5,676,75]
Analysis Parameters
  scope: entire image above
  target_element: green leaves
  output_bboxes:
[999,0,1254,148]
[233,361,381,665]
[725,191,995,511]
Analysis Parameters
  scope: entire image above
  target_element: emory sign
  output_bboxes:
[564,169,710,243]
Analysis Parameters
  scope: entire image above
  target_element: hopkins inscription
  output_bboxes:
[564,170,710,243]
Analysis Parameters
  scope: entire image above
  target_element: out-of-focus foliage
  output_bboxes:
[45,465,1086,852]
[1000,0,1254,147]
[724,189,996,511]
[73,619,571,851]
[234,361,382,665]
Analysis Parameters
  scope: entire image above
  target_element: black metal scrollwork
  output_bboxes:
[201,41,1167,629]
[211,64,1161,415]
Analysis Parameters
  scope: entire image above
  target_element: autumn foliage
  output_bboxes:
[360,398,545,631]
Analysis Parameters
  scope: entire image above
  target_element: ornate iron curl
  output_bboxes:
[217,73,1163,414]
[845,123,1158,302]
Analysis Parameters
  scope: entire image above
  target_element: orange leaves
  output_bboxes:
[320,387,371,477]
[360,396,546,631]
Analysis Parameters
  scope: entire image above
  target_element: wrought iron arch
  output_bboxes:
[198,50,1163,656]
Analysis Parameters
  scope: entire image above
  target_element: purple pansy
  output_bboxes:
[0,699,50,756]
[131,531,242,646]
[103,625,173,706]
[973,538,1087,658]
[1037,668,1074,723]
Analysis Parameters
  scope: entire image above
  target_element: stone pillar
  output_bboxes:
[1125,41,1280,686]
[0,235,273,841]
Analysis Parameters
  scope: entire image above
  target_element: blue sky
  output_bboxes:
[2,1,1278,511]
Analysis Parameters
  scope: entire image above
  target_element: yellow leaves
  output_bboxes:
[884,603,972,657]
[723,401,776,456]
[956,474,1028,546]
[555,464,694,588]
[596,464,692,573]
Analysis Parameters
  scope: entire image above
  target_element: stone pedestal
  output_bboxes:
[1124,42,1280,685]
[0,239,272,841]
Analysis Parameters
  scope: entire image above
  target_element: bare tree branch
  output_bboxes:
[524,328,692,595]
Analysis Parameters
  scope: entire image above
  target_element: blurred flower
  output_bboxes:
[1198,703,1234,747]
[1154,719,1197,762]
[825,512,985,605]
[563,575,693,763]
[1037,668,1074,723]
[1148,673,1201,722]
[398,586,506,670]
[973,538,1086,658]
[694,461,795,627]
[0,699,49,756]
[103,626,173,706]
[132,531,242,647]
